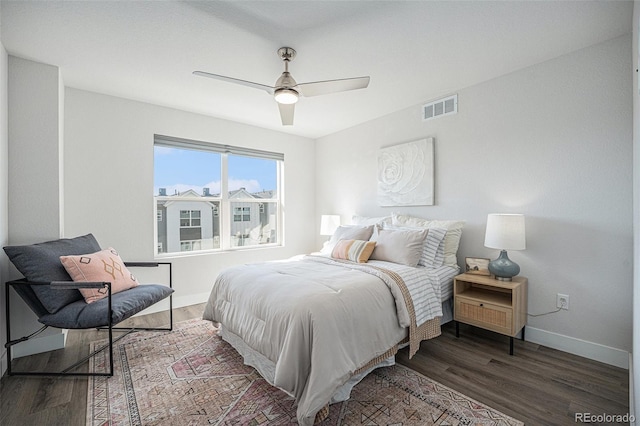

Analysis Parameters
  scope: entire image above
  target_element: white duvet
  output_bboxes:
[202,255,443,425]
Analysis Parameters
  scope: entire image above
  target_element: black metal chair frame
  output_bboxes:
[4,261,173,377]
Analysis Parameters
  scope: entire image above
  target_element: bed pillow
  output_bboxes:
[369,227,428,267]
[351,215,392,227]
[331,239,376,263]
[391,213,465,266]
[60,247,139,304]
[383,224,447,268]
[420,226,447,268]
[320,225,374,255]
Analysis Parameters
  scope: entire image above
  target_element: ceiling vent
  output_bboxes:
[422,94,457,121]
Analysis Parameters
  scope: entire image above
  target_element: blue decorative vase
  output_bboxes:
[488,250,520,281]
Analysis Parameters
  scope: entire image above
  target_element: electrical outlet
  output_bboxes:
[557,293,569,310]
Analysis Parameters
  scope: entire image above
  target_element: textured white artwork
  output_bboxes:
[377,138,434,206]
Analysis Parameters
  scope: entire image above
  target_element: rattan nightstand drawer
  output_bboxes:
[455,297,512,335]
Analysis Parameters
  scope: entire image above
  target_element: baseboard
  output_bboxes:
[11,330,67,359]
[1,348,7,377]
[630,353,635,425]
[133,291,210,316]
[526,326,629,369]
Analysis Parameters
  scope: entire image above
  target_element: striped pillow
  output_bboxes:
[331,239,376,263]
[419,226,447,268]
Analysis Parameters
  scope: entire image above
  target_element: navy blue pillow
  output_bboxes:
[4,234,102,314]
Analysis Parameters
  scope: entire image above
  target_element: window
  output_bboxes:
[233,207,250,222]
[180,240,202,252]
[154,135,283,255]
[180,210,201,227]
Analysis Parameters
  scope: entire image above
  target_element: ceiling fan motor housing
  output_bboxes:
[274,64,299,104]
[275,71,297,89]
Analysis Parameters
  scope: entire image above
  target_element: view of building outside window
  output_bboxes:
[154,143,281,255]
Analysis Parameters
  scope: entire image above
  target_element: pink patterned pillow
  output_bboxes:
[331,239,376,263]
[60,247,139,303]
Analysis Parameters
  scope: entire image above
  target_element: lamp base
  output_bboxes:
[495,276,514,282]
[488,250,520,281]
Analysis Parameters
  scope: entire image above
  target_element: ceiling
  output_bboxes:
[1,1,633,139]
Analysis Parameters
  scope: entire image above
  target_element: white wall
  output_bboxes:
[316,35,633,367]
[63,88,316,307]
[6,56,66,358]
[0,0,10,376]
[8,57,63,244]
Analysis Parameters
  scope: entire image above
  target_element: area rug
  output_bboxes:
[87,319,523,425]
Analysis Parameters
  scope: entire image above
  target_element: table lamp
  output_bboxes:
[320,215,341,237]
[484,213,526,281]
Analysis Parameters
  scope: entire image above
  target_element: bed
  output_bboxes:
[203,214,464,425]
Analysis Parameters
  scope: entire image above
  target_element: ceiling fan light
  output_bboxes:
[274,88,299,104]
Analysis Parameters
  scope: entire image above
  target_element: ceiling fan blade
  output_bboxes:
[298,76,370,98]
[193,71,275,95]
[278,103,295,126]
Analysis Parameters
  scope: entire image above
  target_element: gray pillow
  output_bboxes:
[370,227,428,267]
[4,234,102,314]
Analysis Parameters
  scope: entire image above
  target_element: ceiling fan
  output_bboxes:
[193,47,370,126]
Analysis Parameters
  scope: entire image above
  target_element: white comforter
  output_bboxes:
[202,255,443,425]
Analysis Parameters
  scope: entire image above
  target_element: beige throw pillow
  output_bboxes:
[331,239,376,263]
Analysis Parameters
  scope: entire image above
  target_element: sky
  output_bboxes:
[154,146,277,196]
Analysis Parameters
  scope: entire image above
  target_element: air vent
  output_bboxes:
[422,94,458,121]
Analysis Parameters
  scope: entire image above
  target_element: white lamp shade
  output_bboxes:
[484,214,526,250]
[320,215,341,236]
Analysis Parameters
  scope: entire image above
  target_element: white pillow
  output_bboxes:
[320,225,374,255]
[391,213,465,266]
[370,226,428,267]
[351,215,392,227]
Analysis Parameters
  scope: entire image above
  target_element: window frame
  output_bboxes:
[154,135,284,257]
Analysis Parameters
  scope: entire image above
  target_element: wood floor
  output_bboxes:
[397,324,629,425]
[0,304,629,425]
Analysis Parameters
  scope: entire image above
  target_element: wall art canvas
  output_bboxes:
[378,138,434,206]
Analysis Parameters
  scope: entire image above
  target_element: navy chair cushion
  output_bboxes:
[39,284,174,329]
[4,234,102,313]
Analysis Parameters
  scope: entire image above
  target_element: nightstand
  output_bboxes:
[453,273,528,355]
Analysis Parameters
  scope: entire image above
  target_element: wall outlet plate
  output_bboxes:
[557,293,570,310]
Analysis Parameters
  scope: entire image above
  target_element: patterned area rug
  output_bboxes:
[87,319,523,425]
